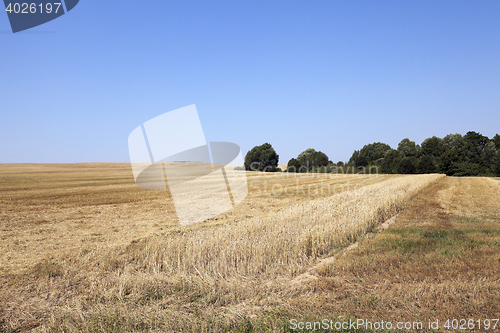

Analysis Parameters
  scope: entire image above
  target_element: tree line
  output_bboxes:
[243,131,500,176]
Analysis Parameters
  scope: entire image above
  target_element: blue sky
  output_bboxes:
[1,0,499,164]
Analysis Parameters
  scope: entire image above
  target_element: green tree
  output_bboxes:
[421,136,443,157]
[397,138,418,157]
[348,142,391,167]
[439,150,461,176]
[441,134,467,160]
[483,141,498,172]
[244,143,279,172]
[492,134,500,150]
[495,152,500,176]
[286,158,300,173]
[397,157,416,174]
[492,134,500,175]
[356,156,368,168]
[381,149,401,174]
[296,148,329,172]
[346,131,500,177]
[348,150,360,166]
[417,155,437,174]
[463,131,489,164]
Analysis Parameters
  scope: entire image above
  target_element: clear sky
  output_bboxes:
[1,0,499,164]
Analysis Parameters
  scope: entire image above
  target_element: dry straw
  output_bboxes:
[135,174,445,279]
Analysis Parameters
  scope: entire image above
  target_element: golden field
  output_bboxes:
[0,163,390,277]
[0,163,499,332]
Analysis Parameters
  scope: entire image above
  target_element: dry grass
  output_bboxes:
[0,164,445,332]
[294,176,500,331]
[0,163,389,277]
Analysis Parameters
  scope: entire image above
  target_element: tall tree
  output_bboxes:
[244,143,279,172]
[417,155,437,174]
[296,148,329,171]
[348,131,500,177]
[349,142,391,167]
[348,150,360,166]
[496,152,500,176]
[464,131,489,164]
[286,158,301,173]
[492,134,500,150]
[421,136,443,157]
[440,150,461,176]
[381,149,401,174]
[398,157,416,174]
[397,138,418,157]
[441,134,467,160]
[483,141,498,172]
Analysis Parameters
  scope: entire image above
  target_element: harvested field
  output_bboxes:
[292,176,500,330]
[0,163,390,277]
[0,163,459,332]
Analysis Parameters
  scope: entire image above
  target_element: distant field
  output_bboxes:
[0,163,391,277]
[2,164,498,332]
